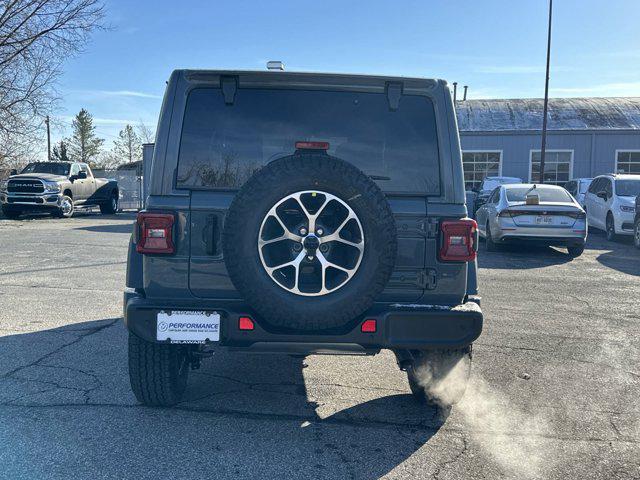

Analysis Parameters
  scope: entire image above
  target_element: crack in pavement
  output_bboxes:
[481,345,639,379]
[565,292,593,310]
[0,283,122,293]
[477,342,545,353]
[608,415,623,438]
[432,435,469,480]
[1,319,119,404]
[0,261,126,277]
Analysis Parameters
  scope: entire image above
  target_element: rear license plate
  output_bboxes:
[535,216,553,225]
[156,310,220,344]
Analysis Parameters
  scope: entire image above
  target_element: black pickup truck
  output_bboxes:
[0,161,119,219]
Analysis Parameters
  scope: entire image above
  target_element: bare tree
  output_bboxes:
[113,124,141,164]
[93,148,119,170]
[0,0,105,168]
[135,121,154,144]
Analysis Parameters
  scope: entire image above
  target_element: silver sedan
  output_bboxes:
[476,184,587,257]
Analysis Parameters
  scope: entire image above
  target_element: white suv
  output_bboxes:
[584,174,640,241]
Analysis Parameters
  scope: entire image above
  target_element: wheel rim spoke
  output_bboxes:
[292,192,331,233]
[317,251,357,275]
[265,250,305,274]
[258,190,365,296]
[260,208,303,245]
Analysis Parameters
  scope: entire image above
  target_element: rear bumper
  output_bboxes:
[498,234,586,247]
[123,291,483,354]
[496,223,587,246]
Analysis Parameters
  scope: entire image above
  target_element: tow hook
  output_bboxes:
[189,346,215,370]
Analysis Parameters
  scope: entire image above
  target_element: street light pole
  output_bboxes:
[45,115,51,161]
[539,0,553,184]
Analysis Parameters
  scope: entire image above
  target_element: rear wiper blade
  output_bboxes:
[369,175,391,181]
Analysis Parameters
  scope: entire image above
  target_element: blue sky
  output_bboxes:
[51,0,640,150]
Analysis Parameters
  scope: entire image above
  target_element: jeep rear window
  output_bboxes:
[176,88,441,194]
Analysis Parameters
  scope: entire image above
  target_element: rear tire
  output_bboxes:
[485,222,498,252]
[100,192,118,214]
[567,244,585,258]
[407,346,472,407]
[606,213,617,242]
[634,219,640,250]
[128,333,190,407]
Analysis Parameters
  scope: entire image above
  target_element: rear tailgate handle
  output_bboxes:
[202,215,219,255]
[417,269,437,290]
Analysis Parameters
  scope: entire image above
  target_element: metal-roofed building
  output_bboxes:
[455,97,640,189]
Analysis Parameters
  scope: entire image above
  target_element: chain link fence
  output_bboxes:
[93,168,143,211]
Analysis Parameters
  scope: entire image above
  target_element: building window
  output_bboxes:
[616,151,640,174]
[462,151,501,190]
[530,150,572,186]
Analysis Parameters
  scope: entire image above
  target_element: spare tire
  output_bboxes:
[223,152,397,332]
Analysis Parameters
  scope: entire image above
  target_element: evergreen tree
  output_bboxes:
[66,109,104,163]
[51,140,70,162]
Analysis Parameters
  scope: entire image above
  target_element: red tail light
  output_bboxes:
[295,141,330,150]
[439,219,477,262]
[136,212,175,254]
[238,316,255,331]
[361,319,377,333]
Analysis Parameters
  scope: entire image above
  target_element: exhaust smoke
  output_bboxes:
[413,355,552,479]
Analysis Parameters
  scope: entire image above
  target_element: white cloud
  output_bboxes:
[57,115,142,126]
[93,117,142,125]
[604,50,640,59]
[68,89,161,100]
[98,90,161,99]
[475,65,545,74]
[550,82,640,96]
[475,65,572,75]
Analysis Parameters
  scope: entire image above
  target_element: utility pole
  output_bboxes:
[45,115,51,161]
[539,0,553,184]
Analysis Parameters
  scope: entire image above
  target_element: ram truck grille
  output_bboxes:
[7,179,45,194]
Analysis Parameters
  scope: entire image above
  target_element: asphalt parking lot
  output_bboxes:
[0,212,638,480]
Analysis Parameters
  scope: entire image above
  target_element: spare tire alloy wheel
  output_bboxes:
[258,191,365,296]
[223,153,397,332]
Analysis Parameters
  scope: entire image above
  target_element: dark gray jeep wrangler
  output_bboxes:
[124,69,483,408]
